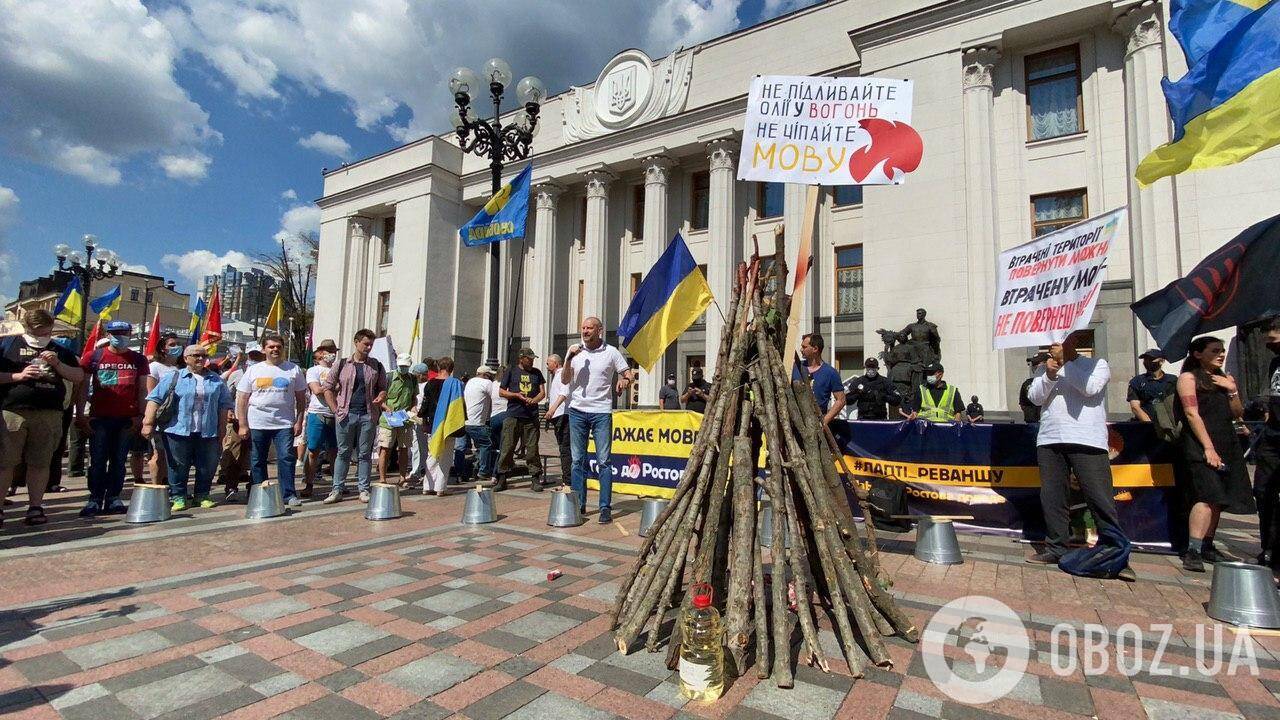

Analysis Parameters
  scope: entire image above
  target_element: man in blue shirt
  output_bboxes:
[792,333,846,425]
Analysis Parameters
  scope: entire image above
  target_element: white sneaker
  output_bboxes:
[359,491,370,503]
[323,490,341,504]
[286,496,302,507]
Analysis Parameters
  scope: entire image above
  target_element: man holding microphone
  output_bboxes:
[561,317,632,523]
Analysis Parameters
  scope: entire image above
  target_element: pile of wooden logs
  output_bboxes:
[609,254,918,688]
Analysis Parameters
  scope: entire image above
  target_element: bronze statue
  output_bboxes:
[900,308,941,366]
[875,309,940,401]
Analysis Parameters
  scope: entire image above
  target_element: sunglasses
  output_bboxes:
[187,354,208,359]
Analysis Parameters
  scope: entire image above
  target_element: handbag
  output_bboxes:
[154,374,180,426]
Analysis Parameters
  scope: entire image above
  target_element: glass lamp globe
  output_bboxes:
[54,243,71,258]
[448,67,480,99]
[82,234,98,251]
[67,250,85,266]
[483,57,512,88]
[515,76,546,106]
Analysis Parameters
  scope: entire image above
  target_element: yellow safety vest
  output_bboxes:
[917,383,957,422]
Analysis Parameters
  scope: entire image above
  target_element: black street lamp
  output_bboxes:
[53,235,121,349]
[449,58,546,368]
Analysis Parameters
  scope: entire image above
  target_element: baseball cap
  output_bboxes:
[105,320,132,334]
[925,362,944,374]
[475,364,494,376]
[396,353,413,367]
[864,357,879,368]
[1139,348,1166,360]
[518,347,537,358]
[245,342,264,356]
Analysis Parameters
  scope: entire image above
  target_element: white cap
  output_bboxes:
[245,341,264,355]
[475,364,494,376]
[396,353,413,367]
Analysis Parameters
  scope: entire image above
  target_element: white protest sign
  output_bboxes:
[737,75,921,185]
[371,335,397,371]
[993,208,1126,349]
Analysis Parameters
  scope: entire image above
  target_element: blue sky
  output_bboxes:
[0,0,815,306]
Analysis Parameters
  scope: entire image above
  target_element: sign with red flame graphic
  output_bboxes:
[738,75,919,185]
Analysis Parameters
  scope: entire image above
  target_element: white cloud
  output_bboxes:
[120,263,152,274]
[162,248,256,288]
[0,186,17,307]
[0,0,219,185]
[158,152,212,182]
[297,131,352,160]
[274,203,320,242]
[280,188,297,200]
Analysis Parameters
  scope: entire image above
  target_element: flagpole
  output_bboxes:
[505,237,528,365]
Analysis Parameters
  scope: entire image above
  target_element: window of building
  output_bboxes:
[835,350,864,374]
[633,185,645,240]
[832,185,863,207]
[1031,189,1087,236]
[376,292,390,336]
[630,272,642,298]
[835,245,864,316]
[129,288,140,302]
[1025,45,1083,141]
[690,170,710,231]
[145,289,153,304]
[757,182,785,219]
[380,216,396,264]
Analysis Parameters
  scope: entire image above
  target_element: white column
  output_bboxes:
[961,46,1005,408]
[348,216,372,332]
[639,154,674,405]
[1114,2,1180,317]
[705,138,738,375]
[582,167,615,322]
[783,183,813,335]
[527,182,562,360]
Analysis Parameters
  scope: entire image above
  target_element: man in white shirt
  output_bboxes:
[463,366,496,483]
[235,334,308,506]
[561,316,633,523]
[1026,330,1130,577]
[543,354,571,487]
[303,339,340,498]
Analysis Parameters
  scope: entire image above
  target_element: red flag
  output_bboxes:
[80,321,102,362]
[200,286,223,347]
[143,304,162,357]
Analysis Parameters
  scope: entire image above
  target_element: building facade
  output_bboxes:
[313,0,1280,413]
[6,269,191,338]
[202,264,277,324]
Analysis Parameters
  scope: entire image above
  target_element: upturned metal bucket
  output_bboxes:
[365,483,402,521]
[638,497,670,537]
[463,484,497,524]
[758,498,792,549]
[245,481,286,520]
[913,517,963,565]
[1207,562,1280,628]
[546,487,583,527]
[126,484,171,523]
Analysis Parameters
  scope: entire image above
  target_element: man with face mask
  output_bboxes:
[0,309,84,528]
[658,372,681,410]
[1126,349,1177,423]
[845,357,899,420]
[303,339,340,497]
[680,366,712,413]
[901,362,964,423]
[79,320,149,517]
[1254,318,1280,567]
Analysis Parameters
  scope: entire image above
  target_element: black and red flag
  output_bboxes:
[1131,213,1280,360]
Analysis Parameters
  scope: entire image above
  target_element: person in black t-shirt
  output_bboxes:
[1254,319,1280,567]
[681,366,712,413]
[1127,348,1178,422]
[496,347,547,491]
[965,396,985,423]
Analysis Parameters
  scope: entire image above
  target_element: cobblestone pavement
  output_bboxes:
[3,453,1280,719]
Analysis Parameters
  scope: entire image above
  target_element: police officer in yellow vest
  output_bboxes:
[901,362,965,423]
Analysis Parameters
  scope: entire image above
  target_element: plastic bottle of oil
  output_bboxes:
[678,583,725,701]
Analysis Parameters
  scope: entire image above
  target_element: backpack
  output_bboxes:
[1150,392,1183,443]
[1057,526,1131,579]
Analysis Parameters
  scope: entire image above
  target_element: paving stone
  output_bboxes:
[348,572,416,593]
[741,678,846,720]
[279,614,352,640]
[644,680,688,709]
[498,591,530,604]
[573,632,620,660]
[416,588,488,614]
[153,620,215,645]
[215,651,287,684]
[442,578,472,589]
[125,607,170,623]
[460,679,547,720]
[13,650,83,682]
[396,585,450,603]
[474,629,540,654]
[279,694,382,720]
[225,625,267,641]
[190,580,258,599]
[381,652,483,697]
[63,630,173,669]
[1037,676,1093,715]
[232,597,311,623]
[0,686,46,712]
[39,614,132,641]
[579,661,664,695]
[438,552,490,568]
[279,584,312,596]
[427,616,466,632]
[330,634,411,667]
[197,643,248,664]
[59,695,141,720]
[550,653,597,674]
[198,586,267,605]
[455,598,517,622]
[324,583,369,600]
[561,552,606,564]
[601,649,677,680]
[0,632,47,652]
[294,621,390,657]
[501,567,551,585]
[500,610,581,642]
[504,692,615,720]
[116,665,244,719]
[316,668,367,691]
[370,598,407,611]
[48,682,110,710]
[306,560,359,576]
[579,581,619,603]
[540,601,599,622]
[250,671,307,696]
[1139,697,1244,720]
[540,590,570,601]
[496,655,544,679]
[729,708,789,720]
[389,603,444,623]
[893,689,943,717]
[385,700,452,720]
[101,656,206,692]
[181,606,218,620]
[151,686,264,720]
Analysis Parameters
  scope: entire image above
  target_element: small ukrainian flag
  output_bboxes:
[89,284,122,321]
[617,233,714,372]
[54,275,85,326]
[459,165,531,247]
[428,375,466,459]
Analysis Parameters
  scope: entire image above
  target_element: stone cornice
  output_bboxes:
[848,0,1027,52]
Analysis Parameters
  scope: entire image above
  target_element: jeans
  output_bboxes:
[486,412,506,478]
[550,415,572,484]
[498,415,543,481]
[569,408,613,511]
[465,425,494,479]
[333,412,374,492]
[88,417,134,504]
[250,427,297,499]
[165,432,220,499]
[1036,443,1126,558]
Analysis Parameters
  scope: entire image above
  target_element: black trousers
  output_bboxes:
[1037,443,1126,558]
[1255,431,1280,563]
[550,415,572,484]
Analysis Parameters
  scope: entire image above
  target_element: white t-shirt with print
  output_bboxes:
[305,364,334,416]
[565,343,629,414]
[236,361,306,430]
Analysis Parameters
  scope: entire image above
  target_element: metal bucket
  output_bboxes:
[365,483,402,521]
[638,497,670,537]
[913,517,963,565]
[126,484,171,524]
[546,487,583,527]
[758,498,792,549]
[245,481,286,520]
[1207,562,1280,628]
[462,485,497,524]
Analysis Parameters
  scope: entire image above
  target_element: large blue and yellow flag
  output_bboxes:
[428,375,466,459]
[53,275,85,326]
[89,284,122,321]
[459,165,531,247]
[1137,0,1280,184]
[617,234,714,372]
[187,297,206,346]
[1170,0,1270,66]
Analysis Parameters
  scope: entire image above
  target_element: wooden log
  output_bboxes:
[722,419,757,674]
[751,525,770,679]
[763,443,794,688]
[778,444,831,674]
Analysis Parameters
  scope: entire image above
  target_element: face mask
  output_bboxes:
[23,334,50,349]
[318,354,334,366]
[109,335,128,350]
[667,380,676,386]
[865,369,878,378]
[167,346,182,358]
[1268,341,1280,353]
[927,374,941,386]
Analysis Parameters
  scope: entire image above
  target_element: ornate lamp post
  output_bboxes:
[53,235,121,348]
[448,58,546,368]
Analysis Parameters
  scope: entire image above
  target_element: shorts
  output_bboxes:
[305,413,337,452]
[377,425,414,450]
[1,409,64,469]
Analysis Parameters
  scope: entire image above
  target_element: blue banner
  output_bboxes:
[459,165,531,247]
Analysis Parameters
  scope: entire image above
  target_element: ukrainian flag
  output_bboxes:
[54,275,85,326]
[1170,0,1270,65]
[459,165,531,247]
[617,233,714,372]
[1137,0,1280,184]
[428,375,466,459]
[89,284,122,321]
[187,297,206,346]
